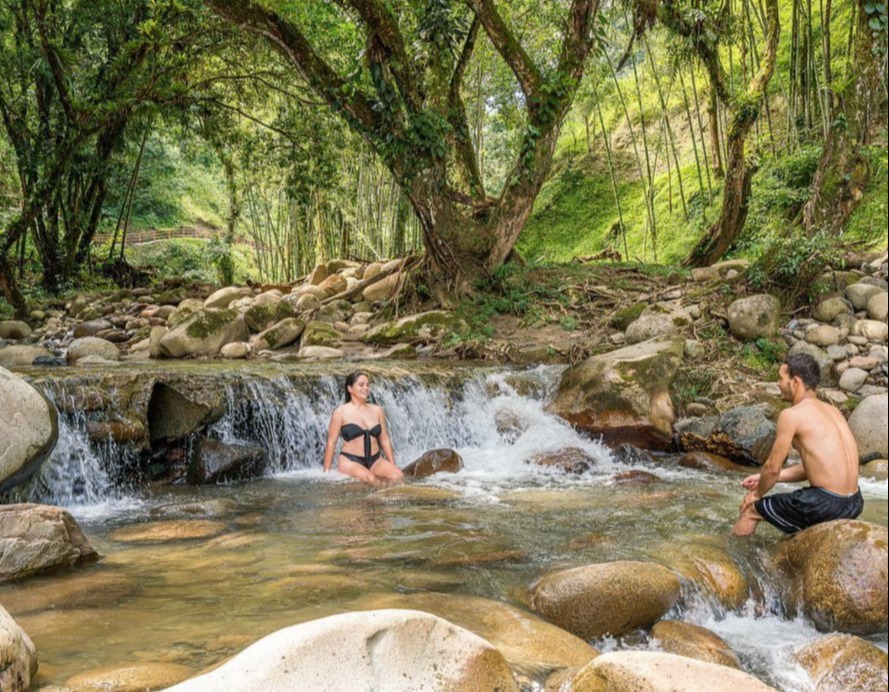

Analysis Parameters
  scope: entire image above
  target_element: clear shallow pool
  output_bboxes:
[3,367,886,690]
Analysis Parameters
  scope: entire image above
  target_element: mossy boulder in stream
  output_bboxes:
[164,610,519,692]
[792,634,888,692]
[362,311,465,346]
[0,605,37,691]
[158,309,248,358]
[300,321,339,347]
[570,651,776,692]
[0,367,58,493]
[774,520,888,634]
[529,561,681,640]
[252,318,305,351]
[550,338,684,450]
[244,300,295,333]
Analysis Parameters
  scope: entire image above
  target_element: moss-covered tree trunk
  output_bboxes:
[803,0,887,234]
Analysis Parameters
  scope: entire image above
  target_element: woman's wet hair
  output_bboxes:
[784,353,821,390]
[344,371,369,402]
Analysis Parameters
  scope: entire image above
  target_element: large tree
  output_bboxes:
[207,0,602,290]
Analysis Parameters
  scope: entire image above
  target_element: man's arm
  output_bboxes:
[740,410,797,511]
[742,462,808,489]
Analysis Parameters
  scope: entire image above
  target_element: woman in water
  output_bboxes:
[322,372,404,486]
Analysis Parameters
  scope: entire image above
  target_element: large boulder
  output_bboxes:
[650,621,741,669]
[774,520,887,634]
[655,539,749,610]
[158,309,249,358]
[65,663,195,691]
[362,272,402,303]
[0,605,37,691]
[690,260,750,283]
[868,292,888,322]
[402,449,464,478]
[812,297,852,324]
[0,321,32,340]
[810,271,860,301]
[787,342,837,385]
[848,395,888,459]
[527,447,598,474]
[252,318,305,351]
[0,345,54,368]
[187,438,268,485]
[727,294,782,340]
[625,313,677,344]
[203,286,252,309]
[851,319,889,342]
[146,381,225,442]
[0,367,58,493]
[300,321,340,348]
[845,283,884,311]
[712,406,776,464]
[73,318,113,338]
[164,610,519,692]
[66,336,120,364]
[0,504,99,582]
[793,634,888,692]
[243,300,295,333]
[362,311,464,346]
[529,561,681,640]
[570,651,776,692]
[550,338,684,450]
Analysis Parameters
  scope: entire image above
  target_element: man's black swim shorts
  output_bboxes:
[755,486,864,534]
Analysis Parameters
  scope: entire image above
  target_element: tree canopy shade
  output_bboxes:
[206,0,603,288]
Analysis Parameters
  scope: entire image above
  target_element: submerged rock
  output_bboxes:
[650,621,741,669]
[570,651,776,691]
[0,605,37,691]
[164,610,519,692]
[66,662,195,692]
[793,633,888,692]
[402,449,463,478]
[529,561,680,640]
[774,520,888,635]
[0,504,99,582]
[0,367,59,493]
[656,539,749,611]
[550,338,684,451]
[187,438,268,485]
[526,447,597,474]
[109,520,226,543]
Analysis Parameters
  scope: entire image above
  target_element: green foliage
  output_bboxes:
[741,338,787,375]
[746,230,843,301]
[126,238,255,284]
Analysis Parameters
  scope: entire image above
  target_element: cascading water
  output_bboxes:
[6,363,887,691]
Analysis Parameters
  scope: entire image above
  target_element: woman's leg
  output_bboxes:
[337,456,381,486]
[370,458,404,483]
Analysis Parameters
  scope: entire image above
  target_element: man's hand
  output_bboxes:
[742,474,760,490]
[739,491,759,514]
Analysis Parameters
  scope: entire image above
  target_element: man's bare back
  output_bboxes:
[732,355,863,536]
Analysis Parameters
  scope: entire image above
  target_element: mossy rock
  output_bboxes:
[810,271,861,302]
[301,321,340,348]
[361,310,466,346]
[159,309,249,358]
[244,301,296,333]
[610,303,647,331]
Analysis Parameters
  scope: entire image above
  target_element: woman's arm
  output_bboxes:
[378,407,396,466]
[323,408,342,472]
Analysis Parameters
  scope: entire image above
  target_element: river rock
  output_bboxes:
[72,319,113,339]
[650,621,740,669]
[529,561,681,639]
[109,520,226,543]
[811,271,860,301]
[812,297,852,323]
[550,338,683,450]
[203,286,251,309]
[860,459,888,480]
[0,321,32,340]
[657,540,749,610]
[147,381,224,442]
[362,272,402,303]
[164,609,519,692]
[319,273,347,296]
[715,406,776,463]
[300,321,339,348]
[848,395,888,459]
[316,299,353,325]
[65,662,195,691]
[252,318,305,351]
[774,520,888,634]
[296,346,344,359]
[66,336,120,364]
[158,309,248,358]
[0,570,137,614]
[570,651,776,692]
[806,325,842,348]
[243,300,295,333]
[188,438,268,485]
[727,295,781,340]
[295,294,322,312]
[845,283,884,311]
[362,311,463,346]
[527,447,597,474]
[793,634,888,692]
[0,504,98,582]
[838,368,868,392]
[402,449,463,478]
[86,420,145,444]
[625,313,677,344]
[787,342,837,385]
[0,367,58,493]
[852,319,889,341]
[868,292,888,322]
[0,604,37,690]
[690,260,750,283]
[0,345,55,368]
[678,452,749,473]
[307,263,328,285]
[220,342,251,359]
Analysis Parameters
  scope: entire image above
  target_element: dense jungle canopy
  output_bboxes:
[1,0,887,318]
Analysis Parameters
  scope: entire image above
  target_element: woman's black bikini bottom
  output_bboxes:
[340,451,382,470]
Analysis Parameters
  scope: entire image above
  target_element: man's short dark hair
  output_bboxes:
[784,353,821,390]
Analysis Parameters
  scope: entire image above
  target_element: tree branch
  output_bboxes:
[448,17,484,198]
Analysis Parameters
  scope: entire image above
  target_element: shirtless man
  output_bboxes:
[732,353,863,536]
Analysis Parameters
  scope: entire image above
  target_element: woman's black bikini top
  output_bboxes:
[341,422,382,465]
